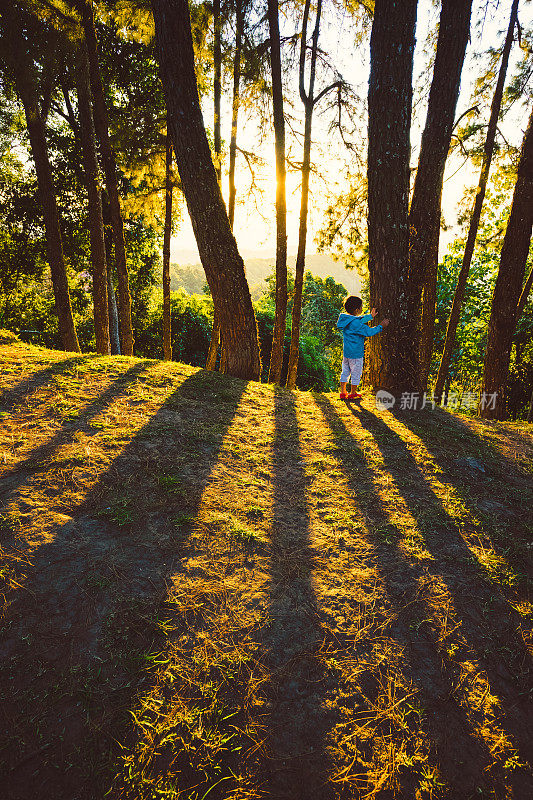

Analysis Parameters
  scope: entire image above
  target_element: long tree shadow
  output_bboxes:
[0,355,82,410]
[391,407,533,579]
[0,367,247,800]
[256,388,335,799]
[0,361,150,502]
[314,395,532,798]
[347,401,533,793]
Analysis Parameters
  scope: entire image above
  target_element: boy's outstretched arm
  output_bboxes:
[360,319,389,337]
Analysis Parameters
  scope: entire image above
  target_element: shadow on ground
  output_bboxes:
[0,367,247,800]
[315,395,533,799]
[254,388,335,799]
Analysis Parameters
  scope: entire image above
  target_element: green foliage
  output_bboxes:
[134,290,213,365]
[432,239,533,419]
[432,246,499,386]
[258,269,350,389]
[316,173,369,275]
[133,280,339,391]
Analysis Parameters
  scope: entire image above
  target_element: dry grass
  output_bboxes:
[0,340,532,800]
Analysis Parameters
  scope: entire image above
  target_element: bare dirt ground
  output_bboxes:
[0,340,532,800]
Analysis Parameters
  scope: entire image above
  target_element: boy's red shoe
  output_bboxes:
[340,391,348,400]
[347,391,363,400]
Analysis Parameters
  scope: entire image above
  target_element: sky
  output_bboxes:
[171,0,532,266]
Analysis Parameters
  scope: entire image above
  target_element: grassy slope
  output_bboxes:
[0,339,532,800]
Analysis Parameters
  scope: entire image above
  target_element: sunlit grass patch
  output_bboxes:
[244,503,265,521]
[472,546,526,589]
[204,511,264,550]
[113,580,265,800]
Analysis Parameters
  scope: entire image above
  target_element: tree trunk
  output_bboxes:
[409,0,472,389]
[79,0,134,355]
[151,0,261,380]
[162,133,173,361]
[206,309,221,370]
[205,0,223,369]
[213,0,222,184]
[75,39,110,355]
[481,104,533,420]
[366,0,418,395]
[107,263,121,354]
[286,0,321,390]
[103,204,121,354]
[434,0,518,402]
[7,15,80,353]
[267,0,288,384]
[228,0,244,230]
[516,260,533,320]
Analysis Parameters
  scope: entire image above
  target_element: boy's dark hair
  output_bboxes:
[344,295,363,314]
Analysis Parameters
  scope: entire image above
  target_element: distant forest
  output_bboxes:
[169,255,362,296]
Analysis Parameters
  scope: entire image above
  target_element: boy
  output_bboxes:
[336,296,389,400]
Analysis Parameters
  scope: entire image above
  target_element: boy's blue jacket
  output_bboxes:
[336,313,383,358]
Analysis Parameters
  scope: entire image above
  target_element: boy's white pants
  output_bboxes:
[340,356,364,385]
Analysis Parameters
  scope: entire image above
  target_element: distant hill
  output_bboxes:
[169,252,361,296]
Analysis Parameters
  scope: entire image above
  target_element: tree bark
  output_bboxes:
[516,260,533,320]
[481,104,533,420]
[75,39,110,355]
[409,0,472,389]
[103,203,121,354]
[286,0,320,390]
[78,0,134,355]
[6,12,80,353]
[366,0,418,394]
[213,0,222,184]
[205,0,223,369]
[206,309,221,370]
[434,0,518,402]
[162,132,173,360]
[151,0,261,380]
[267,0,288,384]
[228,0,244,230]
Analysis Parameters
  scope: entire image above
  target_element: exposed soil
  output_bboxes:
[0,341,532,800]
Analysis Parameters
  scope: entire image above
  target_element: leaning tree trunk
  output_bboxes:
[7,14,80,353]
[162,132,173,360]
[366,0,418,395]
[267,0,288,384]
[151,0,261,380]
[79,0,134,355]
[434,0,519,403]
[286,0,320,390]
[228,0,244,230]
[75,39,110,355]
[481,104,533,420]
[409,0,472,389]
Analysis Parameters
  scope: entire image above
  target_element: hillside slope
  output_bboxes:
[0,341,532,800]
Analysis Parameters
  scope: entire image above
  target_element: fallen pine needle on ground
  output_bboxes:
[0,338,532,800]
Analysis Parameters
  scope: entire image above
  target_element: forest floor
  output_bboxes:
[0,335,532,800]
